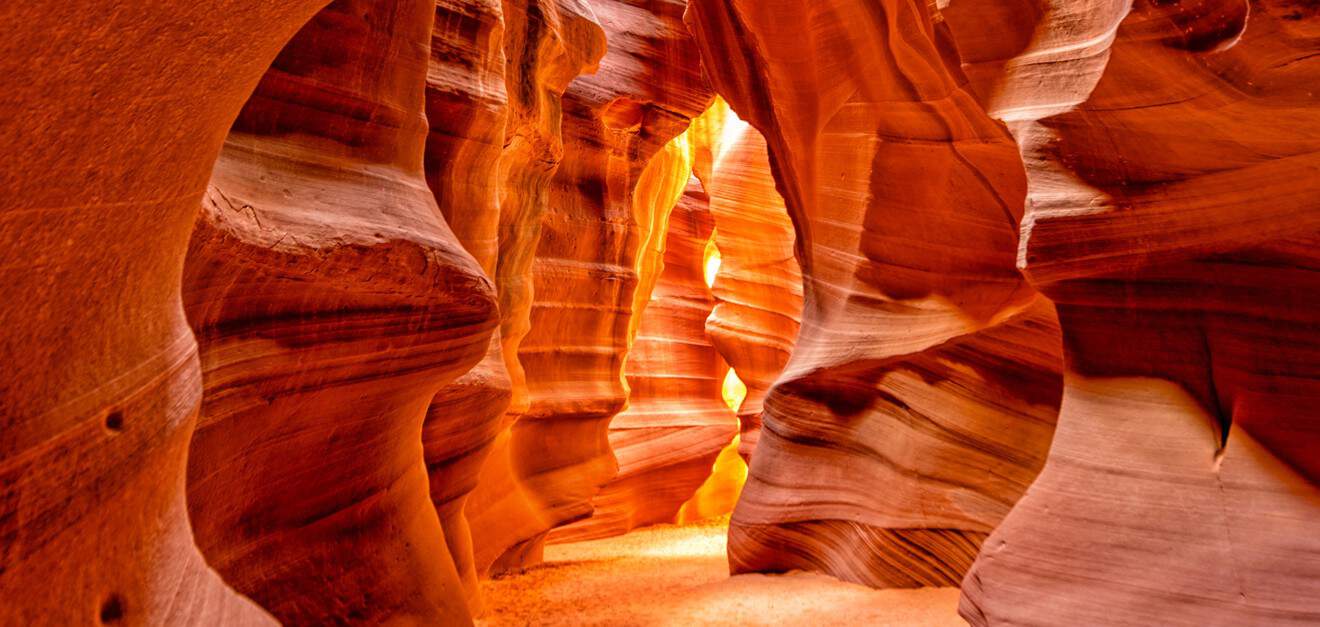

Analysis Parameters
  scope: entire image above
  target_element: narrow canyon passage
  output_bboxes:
[3,0,1318,625]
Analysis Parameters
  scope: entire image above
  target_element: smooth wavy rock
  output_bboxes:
[182,1,497,623]
[0,2,334,624]
[950,1,1320,624]
[687,0,1063,588]
[470,0,714,573]
[551,176,738,542]
[462,0,608,580]
[421,0,516,611]
[704,126,804,459]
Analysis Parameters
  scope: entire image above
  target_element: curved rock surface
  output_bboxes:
[0,2,328,624]
[470,0,714,573]
[7,1,1320,624]
[704,125,804,459]
[551,176,738,542]
[459,0,608,584]
[948,1,1320,624]
[687,0,1064,588]
[421,0,514,610]
[182,1,496,623]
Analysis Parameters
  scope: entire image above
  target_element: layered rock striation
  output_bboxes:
[703,125,804,460]
[183,1,496,623]
[7,1,1319,625]
[551,175,738,542]
[469,0,714,573]
[949,1,1320,624]
[0,2,333,624]
[687,0,1064,588]
[421,0,515,610]
[460,0,609,583]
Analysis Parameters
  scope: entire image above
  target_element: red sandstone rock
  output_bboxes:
[182,1,496,623]
[8,1,1319,623]
[461,0,608,580]
[469,0,714,573]
[0,1,330,624]
[704,124,804,460]
[687,0,1063,588]
[551,176,739,542]
[948,1,1320,624]
[421,0,515,610]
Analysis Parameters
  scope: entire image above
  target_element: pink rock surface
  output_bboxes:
[949,1,1320,624]
[687,0,1063,588]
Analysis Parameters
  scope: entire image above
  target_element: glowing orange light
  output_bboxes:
[676,434,748,524]
[703,233,721,289]
[721,368,747,413]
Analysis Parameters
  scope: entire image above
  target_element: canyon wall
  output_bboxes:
[551,175,739,542]
[5,1,1319,625]
[460,0,609,585]
[182,1,497,623]
[686,0,1064,588]
[946,0,1320,624]
[469,0,715,573]
[420,0,514,610]
[0,1,330,624]
[704,126,804,460]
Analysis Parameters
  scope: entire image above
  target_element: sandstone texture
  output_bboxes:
[421,0,514,610]
[460,0,609,589]
[183,1,496,623]
[703,124,804,460]
[947,1,1320,624]
[468,0,715,573]
[687,0,1065,589]
[0,2,329,624]
[551,175,739,542]
[4,0,1319,625]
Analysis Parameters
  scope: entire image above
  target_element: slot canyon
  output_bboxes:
[1,0,1317,625]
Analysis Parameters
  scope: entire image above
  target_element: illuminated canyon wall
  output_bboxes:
[947,1,1320,624]
[467,0,715,574]
[3,0,1318,625]
[687,0,1064,588]
[685,0,1320,624]
[550,174,738,543]
[704,124,804,460]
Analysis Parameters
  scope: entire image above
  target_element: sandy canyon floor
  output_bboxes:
[477,518,964,626]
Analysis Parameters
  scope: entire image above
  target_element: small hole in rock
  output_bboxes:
[104,410,124,433]
[99,594,125,623]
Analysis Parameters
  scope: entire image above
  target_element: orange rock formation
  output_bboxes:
[551,175,739,542]
[421,0,514,610]
[687,0,1064,588]
[4,0,1319,625]
[460,0,608,588]
[704,124,804,460]
[0,1,337,624]
[468,0,715,573]
[183,2,496,623]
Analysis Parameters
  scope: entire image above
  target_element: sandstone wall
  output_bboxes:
[946,1,1320,623]
[183,1,496,623]
[687,0,1064,588]
[0,1,331,624]
[469,0,715,573]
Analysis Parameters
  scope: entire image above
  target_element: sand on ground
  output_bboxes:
[476,518,966,626]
